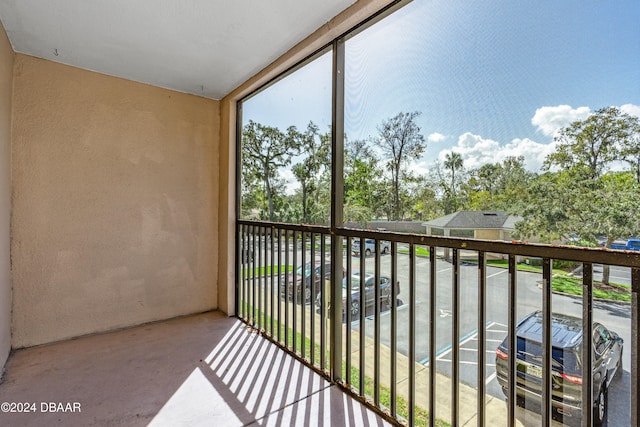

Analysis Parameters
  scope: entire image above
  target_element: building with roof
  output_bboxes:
[423,211,523,260]
[422,210,522,241]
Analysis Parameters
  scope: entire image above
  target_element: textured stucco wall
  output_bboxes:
[0,21,14,367]
[11,55,219,348]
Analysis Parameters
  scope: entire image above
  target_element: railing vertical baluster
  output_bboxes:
[252,225,257,326]
[259,226,264,330]
[346,238,352,386]
[507,254,517,427]
[285,231,290,348]
[409,243,416,427]
[452,248,460,426]
[632,267,640,427]
[311,233,316,366]
[477,251,486,427]
[390,241,397,418]
[270,226,275,337]
[292,231,298,353]
[238,224,243,319]
[429,246,436,427]
[331,231,344,381]
[320,235,327,371]
[541,258,552,427]
[581,262,593,427]
[301,231,306,359]
[374,240,381,407]
[359,237,366,395]
[277,228,282,343]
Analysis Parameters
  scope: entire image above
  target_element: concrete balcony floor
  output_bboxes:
[0,311,392,427]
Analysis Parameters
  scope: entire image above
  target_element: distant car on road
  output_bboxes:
[317,273,400,319]
[495,311,623,426]
[605,239,640,251]
[352,239,390,257]
[280,261,345,304]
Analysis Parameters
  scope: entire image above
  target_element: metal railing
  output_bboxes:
[237,219,640,427]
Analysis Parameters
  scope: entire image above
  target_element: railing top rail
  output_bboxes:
[237,219,640,268]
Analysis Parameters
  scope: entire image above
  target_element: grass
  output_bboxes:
[397,246,431,257]
[240,304,450,427]
[484,260,567,275]
[481,260,631,302]
[550,276,631,302]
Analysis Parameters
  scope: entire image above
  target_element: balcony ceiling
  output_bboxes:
[0,0,355,99]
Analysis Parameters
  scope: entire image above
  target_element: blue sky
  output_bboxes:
[243,0,640,180]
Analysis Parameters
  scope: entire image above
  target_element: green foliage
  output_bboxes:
[374,111,426,220]
[517,107,640,283]
[242,120,301,221]
[290,122,332,224]
[240,107,638,246]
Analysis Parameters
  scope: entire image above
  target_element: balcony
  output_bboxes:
[237,221,640,426]
[1,1,639,426]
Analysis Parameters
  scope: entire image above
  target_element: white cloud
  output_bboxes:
[437,132,555,172]
[531,105,591,137]
[428,132,447,143]
[621,103,640,118]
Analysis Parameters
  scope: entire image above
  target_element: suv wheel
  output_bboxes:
[350,300,360,317]
[304,286,312,304]
[382,246,389,254]
[365,248,372,257]
[594,384,607,426]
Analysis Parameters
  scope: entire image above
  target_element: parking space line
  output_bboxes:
[428,321,496,364]
[486,372,497,385]
[487,270,507,279]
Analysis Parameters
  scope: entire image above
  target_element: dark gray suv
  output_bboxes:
[495,311,623,426]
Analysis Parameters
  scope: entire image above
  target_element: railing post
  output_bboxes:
[581,263,593,427]
[542,258,553,427]
[507,254,517,427]
[330,37,345,382]
[632,268,640,427]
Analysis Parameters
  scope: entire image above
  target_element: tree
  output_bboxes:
[291,122,331,224]
[444,152,463,191]
[374,111,426,220]
[431,153,467,214]
[406,175,442,220]
[465,157,533,212]
[544,106,634,180]
[618,115,640,182]
[518,107,640,284]
[242,120,300,221]
[344,138,382,223]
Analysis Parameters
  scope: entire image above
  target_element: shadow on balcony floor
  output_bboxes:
[0,311,391,426]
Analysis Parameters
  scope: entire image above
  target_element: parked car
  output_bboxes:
[606,239,640,251]
[317,273,400,318]
[280,261,344,304]
[352,239,390,257]
[495,311,623,425]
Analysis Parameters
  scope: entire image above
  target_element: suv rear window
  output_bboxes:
[517,337,581,376]
[518,337,582,375]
